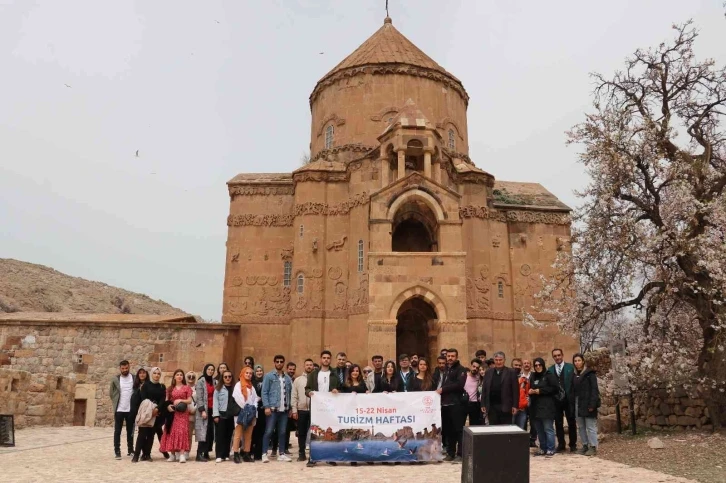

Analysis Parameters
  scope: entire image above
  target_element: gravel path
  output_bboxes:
[1,427,695,482]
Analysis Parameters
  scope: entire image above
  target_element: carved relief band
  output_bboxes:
[458,205,570,225]
[227,214,295,227]
[228,186,295,198]
[293,192,369,217]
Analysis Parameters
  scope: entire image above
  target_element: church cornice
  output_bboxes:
[309,64,469,109]
[308,143,376,164]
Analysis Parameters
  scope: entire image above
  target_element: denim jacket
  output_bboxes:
[261,370,293,410]
[212,386,229,418]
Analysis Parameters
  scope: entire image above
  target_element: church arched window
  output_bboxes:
[297,273,305,294]
[325,125,334,149]
[283,261,292,287]
[448,129,456,150]
[497,280,504,298]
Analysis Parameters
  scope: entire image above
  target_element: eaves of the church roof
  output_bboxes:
[316,17,462,87]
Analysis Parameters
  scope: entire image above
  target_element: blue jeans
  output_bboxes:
[514,410,528,431]
[262,410,288,454]
[534,418,555,453]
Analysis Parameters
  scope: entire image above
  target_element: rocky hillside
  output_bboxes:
[0,258,188,316]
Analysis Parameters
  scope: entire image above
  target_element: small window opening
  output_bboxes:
[325,125,334,149]
[357,240,364,273]
[159,353,164,363]
[497,281,504,298]
[283,261,292,287]
[56,377,63,390]
[448,129,456,150]
[299,225,304,238]
[75,354,83,364]
[297,274,305,294]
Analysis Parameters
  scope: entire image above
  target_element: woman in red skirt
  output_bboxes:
[160,369,193,462]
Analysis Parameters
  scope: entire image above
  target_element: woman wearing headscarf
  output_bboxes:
[232,366,258,463]
[251,365,266,460]
[529,357,559,457]
[133,367,166,461]
[194,363,215,462]
[185,371,198,461]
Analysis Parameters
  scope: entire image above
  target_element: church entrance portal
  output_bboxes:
[396,296,437,362]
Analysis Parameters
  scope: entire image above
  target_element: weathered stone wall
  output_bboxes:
[0,368,75,428]
[583,349,716,432]
[0,318,239,427]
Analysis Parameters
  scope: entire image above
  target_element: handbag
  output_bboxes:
[174,401,188,413]
[237,404,256,428]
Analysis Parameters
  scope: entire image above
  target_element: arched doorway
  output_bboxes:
[392,198,438,252]
[396,296,437,361]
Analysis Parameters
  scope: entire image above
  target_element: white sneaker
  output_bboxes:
[215,457,222,463]
[167,453,176,462]
[278,454,292,462]
[184,451,190,460]
[179,453,187,463]
[261,454,270,463]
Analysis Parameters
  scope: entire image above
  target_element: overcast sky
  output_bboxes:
[1,1,724,320]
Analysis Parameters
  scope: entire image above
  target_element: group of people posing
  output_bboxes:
[108,346,599,466]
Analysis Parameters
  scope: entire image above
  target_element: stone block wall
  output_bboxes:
[0,368,75,429]
[583,349,716,432]
[0,318,239,427]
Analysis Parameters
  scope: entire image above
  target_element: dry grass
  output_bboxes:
[598,429,726,483]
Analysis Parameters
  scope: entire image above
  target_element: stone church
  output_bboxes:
[223,17,576,366]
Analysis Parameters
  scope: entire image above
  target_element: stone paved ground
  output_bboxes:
[1,427,695,483]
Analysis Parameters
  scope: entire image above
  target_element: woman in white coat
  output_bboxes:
[232,366,258,463]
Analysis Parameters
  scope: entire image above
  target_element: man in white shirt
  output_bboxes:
[305,350,340,466]
[110,359,134,459]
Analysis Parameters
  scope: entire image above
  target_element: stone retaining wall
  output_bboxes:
[0,317,239,427]
[0,368,76,428]
[585,348,715,432]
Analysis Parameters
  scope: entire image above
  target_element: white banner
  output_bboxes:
[310,391,443,463]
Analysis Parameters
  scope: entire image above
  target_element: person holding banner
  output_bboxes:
[377,360,399,393]
[437,348,467,462]
[396,354,421,392]
[343,364,369,393]
[415,357,434,391]
[305,350,340,467]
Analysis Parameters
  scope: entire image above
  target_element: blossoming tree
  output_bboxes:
[539,22,726,428]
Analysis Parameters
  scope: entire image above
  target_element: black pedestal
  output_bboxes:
[461,424,528,483]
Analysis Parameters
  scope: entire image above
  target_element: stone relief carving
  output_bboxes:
[312,238,318,252]
[229,246,240,263]
[328,266,343,280]
[326,236,347,251]
[309,278,323,310]
[492,234,502,248]
[556,237,570,251]
[281,245,294,260]
[228,185,295,198]
[348,273,369,315]
[227,274,291,317]
[458,205,570,225]
[309,65,469,106]
[307,143,375,164]
[520,264,532,277]
[293,192,369,217]
[370,106,399,122]
[294,172,348,183]
[466,267,491,312]
[333,281,348,310]
[227,213,294,227]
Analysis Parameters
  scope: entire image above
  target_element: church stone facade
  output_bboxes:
[223,17,577,366]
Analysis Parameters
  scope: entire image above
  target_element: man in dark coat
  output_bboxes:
[547,348,577,452]
[436,348,467,462]
[480,351,519,425]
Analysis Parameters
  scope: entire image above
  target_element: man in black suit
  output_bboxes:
[480,351,519,425]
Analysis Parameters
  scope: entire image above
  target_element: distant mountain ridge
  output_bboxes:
[0,258,189,316]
